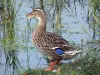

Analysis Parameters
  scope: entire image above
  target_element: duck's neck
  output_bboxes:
[35,16,46,32]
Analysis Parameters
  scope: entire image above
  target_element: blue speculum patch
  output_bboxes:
[55,48,64,55]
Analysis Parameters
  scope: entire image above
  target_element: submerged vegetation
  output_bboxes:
[0,0,100,75]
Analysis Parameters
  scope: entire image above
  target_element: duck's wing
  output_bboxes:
[42,32,75,51]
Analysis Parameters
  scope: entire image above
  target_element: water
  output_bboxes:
[0,0,92,75]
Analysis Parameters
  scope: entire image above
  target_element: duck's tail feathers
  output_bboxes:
[64,50,81,55]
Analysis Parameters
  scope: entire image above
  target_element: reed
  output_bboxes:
[0,0,23,75]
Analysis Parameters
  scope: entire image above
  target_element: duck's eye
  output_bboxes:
[33,10,38,12]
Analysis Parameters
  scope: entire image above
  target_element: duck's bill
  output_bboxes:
[26,12,33,19]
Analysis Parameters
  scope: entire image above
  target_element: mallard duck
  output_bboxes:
[27,8,81,71]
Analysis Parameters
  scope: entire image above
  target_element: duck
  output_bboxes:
[27,8,81,72]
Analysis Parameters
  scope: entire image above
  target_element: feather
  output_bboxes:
[55,48,64,55]
[64,50,81,55]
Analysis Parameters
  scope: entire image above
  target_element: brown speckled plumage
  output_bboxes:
[27,8,80,61]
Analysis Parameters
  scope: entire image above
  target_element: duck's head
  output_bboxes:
[27,8,46,20]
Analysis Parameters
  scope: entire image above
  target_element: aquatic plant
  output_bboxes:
[0,0,23,75]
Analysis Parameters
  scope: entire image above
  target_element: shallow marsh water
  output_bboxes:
[0,0,94,75]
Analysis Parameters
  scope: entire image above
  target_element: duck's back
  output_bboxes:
[32,31,74,60]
